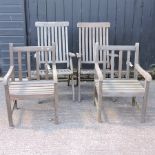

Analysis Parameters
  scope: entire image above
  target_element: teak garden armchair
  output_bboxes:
[3,44,58,127]
[77,22,110,101]
[94,43,152,123]
[35,21,75,101]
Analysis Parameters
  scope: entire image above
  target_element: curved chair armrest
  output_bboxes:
[53,65,58,83]
[135,64,152,82]
[3,66,14,86]
[95,63,103,81]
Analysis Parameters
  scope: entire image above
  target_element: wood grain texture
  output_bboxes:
[3,44,59,127]
[94,43,152,123]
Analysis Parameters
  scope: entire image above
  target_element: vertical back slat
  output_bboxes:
[134,43,139,79]
[44,26,47,46]
[27,51,31,80]
[52,45,56,64]
[99,27,102,62]
[103,50,106,77]
[41,27,44,62]
[36,51,40,80]
[54,26,58,61]
[85,27,88,62]
[111,50,114,79]
[126,50,131,79]
[96,28,99,61]
[79,28,82,60]
[89,28,92,61]
[58,26,62,61]
[118,50,123,79]
[62,26,66,61]
[51,27,54,61]
[65,27,69,67]
[48,26,52,62]
[103,28,106,45]
[51,27,54,44]
[44,26,48,65]
[96,27,98,43]
[92,27,95,61]
[18,51,22,81]
[45,50,48,80]
[82,27,85,61]
[37,27,40,46]
[106,28,110,68]
[106,27,109,45]
[9,43,15,81]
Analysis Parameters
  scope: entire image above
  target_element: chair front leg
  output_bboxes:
[4,86,14,127]
[78,57,81,102]
[141,81,150,123]
[97,81,102,123]
[71,75,75,101]
[54,84,58,124]
[78,73,81,102]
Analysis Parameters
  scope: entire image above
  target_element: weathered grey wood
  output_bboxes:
[118,50,122,79]
[141,81,150,123]
[77,22,110,101]
[3,44,59,127]
[18,51,22,81]
[94,43,152,123]
[27,51,31,80]
[9,43,15,81]
[36,51,40,80]
[5,85,14,127]
[110,50,114,79]
[35,22,75,101]
[126,50,131,79]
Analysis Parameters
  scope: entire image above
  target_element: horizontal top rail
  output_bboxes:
[98,45,137,51]
[77,22,110,28]
[12,46,55,52]
[35,21,69,27]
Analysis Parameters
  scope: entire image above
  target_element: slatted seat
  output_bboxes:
[9,81,55,100]
[77,22,110,101]
[35,22,75,101]
[95,80,145,97]
[3,45,58,127]
[94,43,152,123]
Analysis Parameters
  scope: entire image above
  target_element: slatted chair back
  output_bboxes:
[77,22,110,64]
[9,43,56,81]
[35,22,69,67]
[95,43,139,79]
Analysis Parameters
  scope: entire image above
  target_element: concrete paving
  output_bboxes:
[0,81,155,155]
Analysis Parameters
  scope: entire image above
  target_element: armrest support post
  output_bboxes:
[53,65,58,83]
[95,63,103,81]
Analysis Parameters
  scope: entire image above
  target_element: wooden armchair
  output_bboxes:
[35,22,75,101]
[77,22,110,101]
[94,43,152,123]
[3,44,58,127]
